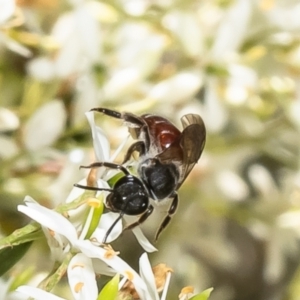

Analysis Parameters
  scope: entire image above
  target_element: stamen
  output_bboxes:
[87,197,102,208]
[71,263,84,269]
[48,229,55,237]
[152,263,173,292]
[103,245,120,259]
[124,270,134,281]
[178,286,195,300]
[74,282,84,293]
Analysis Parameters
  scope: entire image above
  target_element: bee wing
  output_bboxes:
[177,114,206,187]
[156,114,206,187]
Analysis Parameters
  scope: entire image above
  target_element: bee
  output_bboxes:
[75,108,206,242]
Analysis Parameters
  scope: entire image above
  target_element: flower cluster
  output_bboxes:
[13,111,163,299]
[1,111,212,300]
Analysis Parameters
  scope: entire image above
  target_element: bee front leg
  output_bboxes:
[90,107,150,151]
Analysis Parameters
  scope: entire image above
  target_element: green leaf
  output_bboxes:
[0,241,32,276]
[97,274,120,300]
[0,222,42,250]
[189,288,214,300]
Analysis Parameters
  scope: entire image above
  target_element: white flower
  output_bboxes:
[16,254,97,300]
[17,197,165,299]
[210,0,252,62]
[22,100,67,151]
[16,107,160,298]
[119,253,173,300]
[50,1,102,78]
[16,253,172,300]
[17,197,150,298]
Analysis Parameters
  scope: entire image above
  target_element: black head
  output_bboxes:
[106,175,149,215]
[138,158,179,200]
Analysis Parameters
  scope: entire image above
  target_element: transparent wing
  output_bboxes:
[156,114,206,188]
[177,114,206,188]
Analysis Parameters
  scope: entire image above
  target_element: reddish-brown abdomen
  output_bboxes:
[142,115,181,151]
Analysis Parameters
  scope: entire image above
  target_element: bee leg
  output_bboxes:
[90,107,145,127]
[155,194,178,241]
[80,161,131,175]
[123,205,154,232]
[90,107,123,119]
[102,213,124,244]
[122,141,146,164]
[91,107,150,150]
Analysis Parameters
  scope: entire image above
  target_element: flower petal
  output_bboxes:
[18,196,78,245]
[124,216,157,253]
[16,286,65,300]
[0,0,15,24]
[74,239,151,300]
[92,212,123,244]
[68,253,98,300]
[139,253,159,300]
[85,111,110,161]
[23,100,67,151]
[2,35,32,57]
[92,259,116,276]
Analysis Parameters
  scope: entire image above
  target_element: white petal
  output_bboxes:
[23,100,67,151]
[103,68,141,100]
[0,107,19,131]
[54,33,82,78]
[42,227,68,262]
[92,212,122,243]
[210,0,252,62]
[248,165,278,198]
[27,57,55,82]
[18,196,78,244]
[202,79,228,133]
[65,178,86,203]
[1,34,32,57]
[92,259,116,276]
[74,6,101,62]
[0,136,19,159]
[51,12,74,45]
[139,253,159,300]
[147,72,202,104]
[75,239,151,300]
[0,0,15,24]
[163,11,204,58]
[86,111,110,161]
[68,254,98,300]
[110,135,129,162]
[267,4,300,31]
[124,216,157,253]
[217,170,249,201]
[15,286,65,300]
[72,74,99,126]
